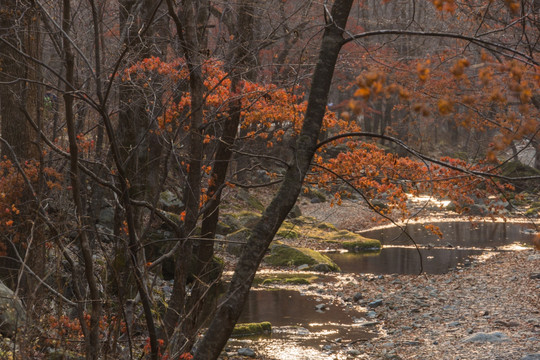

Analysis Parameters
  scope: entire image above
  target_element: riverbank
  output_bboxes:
[221,196,540,359]
[330,249,540,360]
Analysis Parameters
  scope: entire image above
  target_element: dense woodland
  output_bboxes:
[0,0,539,359]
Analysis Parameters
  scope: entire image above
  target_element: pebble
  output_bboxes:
[369,299,383,308]
[346,349,361,356]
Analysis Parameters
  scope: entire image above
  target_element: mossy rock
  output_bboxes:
[232,211,262,228]
[525,208,540,217]
[253,273,318,286]
[342,238,382,252]
[232,322,271,337]
[276,221,300,239]
[317,222,337,231]
[236,190,265,212]
[500,161,540,192]
[301,187,327,202]
[220,213,243,233]
[276,228,300,239]
[265,244,340,271]
[226,228,252,255]
[288,215,318,226]
[332,229,359,240]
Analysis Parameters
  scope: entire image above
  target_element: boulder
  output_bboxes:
[264,244,340,272]
[225,228,251,256]
[0,280,26,337]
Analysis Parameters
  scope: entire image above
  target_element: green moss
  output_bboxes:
[317,222,337,231]
[232,322,272,337]
[253,273,318,286]
[276,228,300,239]
[265,244,340,271]
[342,238,382,252]
[288,216,318,226]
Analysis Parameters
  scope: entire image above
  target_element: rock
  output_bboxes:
[237,347,256,357]
[97,206,115,228]
[287,205,302,219]
[297,264,310,271]
[315,303,328,311]
[353,292,363,302]
[322,344,333,351]
[225,228,251,256]
[462,331,509,343]
[310,197,323,204]
[312,263,332,273]
[346,349,361,356]
[0,280,26,337]
[159,190,184,212]
[522,354,540,360]
[368,299,383,308]
[265,244,340,271]
[530,273,540,280]
[366,311,377,318]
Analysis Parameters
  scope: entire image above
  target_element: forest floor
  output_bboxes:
[223,196,540,360]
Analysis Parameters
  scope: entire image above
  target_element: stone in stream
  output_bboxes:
[522,354,540,360]
[368,299,383,308]
[237,347,256,357]
[462,331,509,343]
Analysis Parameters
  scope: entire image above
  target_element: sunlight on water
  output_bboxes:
[255,341,349,360]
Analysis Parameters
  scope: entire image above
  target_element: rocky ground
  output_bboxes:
[330,250,540,360]
[222,196,540,360]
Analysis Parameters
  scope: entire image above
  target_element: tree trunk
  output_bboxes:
[193,1,354,358]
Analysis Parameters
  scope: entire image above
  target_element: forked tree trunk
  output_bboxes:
[193,1,354,358]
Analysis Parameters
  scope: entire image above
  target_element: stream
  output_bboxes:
[227,221,538,359]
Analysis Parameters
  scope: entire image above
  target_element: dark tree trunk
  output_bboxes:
[193,1,354,358]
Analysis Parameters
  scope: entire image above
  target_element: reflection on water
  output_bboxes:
[330,247,484,275]
[235,289,374,359]
[330,222,537,275]
[359,221,537,247]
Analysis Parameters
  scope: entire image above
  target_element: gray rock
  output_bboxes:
[462,331,509,343]
[346,349,361,356]
[97,206,115,228]
[225,228,251,255]
[0,280,26,336]
[287,205,302,219]
[159,190,184,212]
[368,299,383,308]
[522,354,540,360]
[312,263,332,273]
[353,292,363,302]
[297,264,310,271]
[238,347,256,357]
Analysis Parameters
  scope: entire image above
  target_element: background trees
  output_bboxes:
[0,0,538,359]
